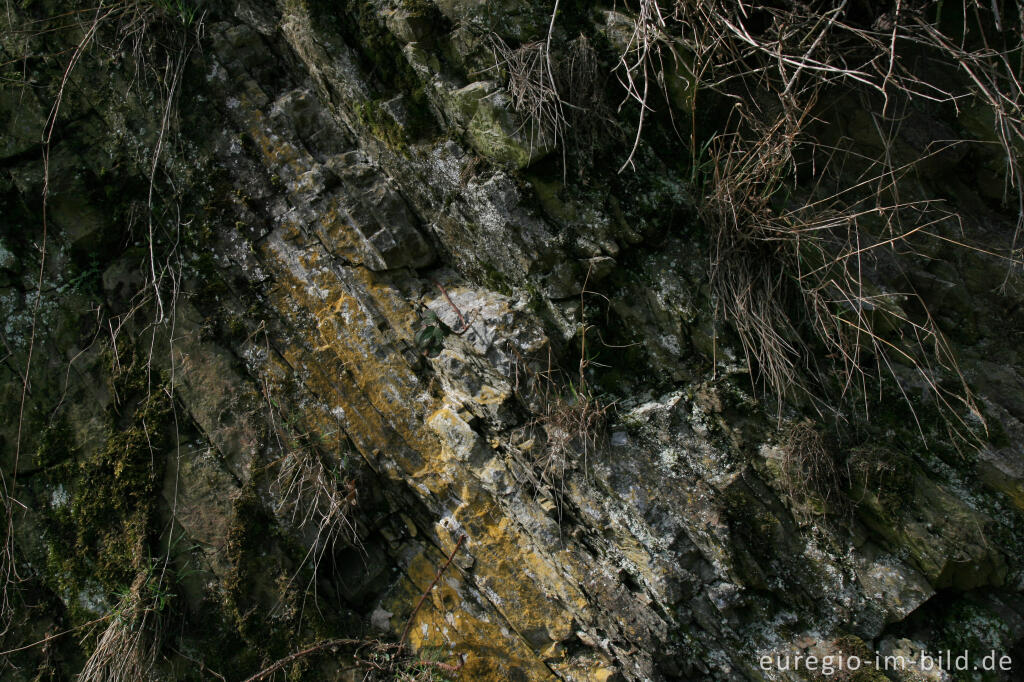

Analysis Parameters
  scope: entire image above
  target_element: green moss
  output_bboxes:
[306,0,438,147]
[850,371,985,473]
[40,342,173,622]
[228,485,335,643]
[354,98,409,151]
[215,479,360,678]
[219,484,286,670]
[224,313,249,343]
[827,634,889,681]
[721,482,785,588]
[399,0,437,17]
[524,173,575,224]
[719,475,832,619]
[479,261,513,296]
[35,418,79,471]
[180,218,259,346]
[353,90,437,151]
[935,599,1013,682]
[590,313,655,396]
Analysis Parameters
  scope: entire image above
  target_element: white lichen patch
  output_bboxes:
[0,239,14,269]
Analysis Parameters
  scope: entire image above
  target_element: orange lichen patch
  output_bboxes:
[312,290,440,456]
[426,409,592,636]
[298,246,325,270]
[278,221,304,242]
[426,407,481,461]
[250,223,603,678]
[287,344,447,486]
[386,546,557,681]
[348,267,424,342]
[468,382,511,407]
[452,492,579,648]
[316,200,367,264]
[267,335,406,461]
[235,95,311,180]
[255,245,447,483]
[257,350,351,456]
[548,656,621,681]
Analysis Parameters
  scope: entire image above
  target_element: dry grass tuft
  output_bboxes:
[615,0,679,171]
[488,35,568,153]
[242,638,462,682]
[78,571,164,682]
[510,344,612,501]
[777,420,848,524]
[273,447,361,575]
[531,372,612,488]
[511,270,615,499]
[599,0,1024,440]
[702,112,989,443]
[487,25,601,166]
[259,360,362,589]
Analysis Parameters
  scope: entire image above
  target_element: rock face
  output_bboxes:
[1,1,1023,680]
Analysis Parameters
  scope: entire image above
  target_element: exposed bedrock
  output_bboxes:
[2,1,1023,680]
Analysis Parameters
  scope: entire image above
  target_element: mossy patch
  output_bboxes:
[354,97,421,151]
[306,0,438,147]
[40,342,173,623]
[220,484,290,670]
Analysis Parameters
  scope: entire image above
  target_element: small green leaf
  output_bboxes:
[415,327,433,347]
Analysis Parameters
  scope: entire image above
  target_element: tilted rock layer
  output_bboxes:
[2,1,1023,680]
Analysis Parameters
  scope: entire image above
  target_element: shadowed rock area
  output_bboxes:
[2,1,1024,680]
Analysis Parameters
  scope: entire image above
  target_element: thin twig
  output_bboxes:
[398,533,466,651]
[242,639,365,682]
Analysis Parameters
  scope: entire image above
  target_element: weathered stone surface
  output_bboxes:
[2,1,1024,681]
[444,80,554,169]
